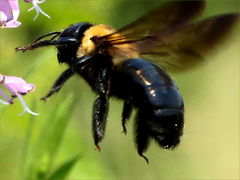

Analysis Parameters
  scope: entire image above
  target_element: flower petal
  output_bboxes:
[0,74,39,116]
[8,0,20,21]
[4,19,21,28]
[0,88,13,104]
[1,75,35,95]
[0,0,13,20]
[0,0,21,28]
[16,92,39,116]
[0,11,8,27]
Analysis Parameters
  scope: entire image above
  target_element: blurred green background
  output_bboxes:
[0,0,239,179]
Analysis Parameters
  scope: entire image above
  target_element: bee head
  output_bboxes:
[16,22,93,65]
[57,23,93,64]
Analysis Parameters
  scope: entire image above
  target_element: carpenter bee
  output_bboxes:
[16,0,239,163]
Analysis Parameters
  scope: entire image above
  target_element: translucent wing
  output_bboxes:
[117,0,206,36]
[96,1,239,72]
[137,13,240,72]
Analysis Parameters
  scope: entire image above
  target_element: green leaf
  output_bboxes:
[25,95,78,180]
[46,156,80,180]
[21,100,38,179]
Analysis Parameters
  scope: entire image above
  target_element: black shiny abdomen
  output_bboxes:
[111,59,183,110]
[111,58,184,152]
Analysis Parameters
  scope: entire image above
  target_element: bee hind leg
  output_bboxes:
[134,110,150,163]
[121,101,133,135]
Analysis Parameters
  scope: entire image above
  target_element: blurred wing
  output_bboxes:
[138,13,240,72]
[117,0,206,36]
[102,13,239,72]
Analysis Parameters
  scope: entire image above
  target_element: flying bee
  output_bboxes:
[16,0,239,163]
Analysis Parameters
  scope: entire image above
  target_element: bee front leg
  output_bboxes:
[41,56,93,101]
[41,68,75,101]
[121,101,133,135]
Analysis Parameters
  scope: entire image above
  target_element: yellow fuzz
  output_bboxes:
[77,24,115,57]
[77,24,139,65]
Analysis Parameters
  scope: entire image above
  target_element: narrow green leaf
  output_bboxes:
[25,95,77,180]
[46,156,80,180]
[21,100,38,179]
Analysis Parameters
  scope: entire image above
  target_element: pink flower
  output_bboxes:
[0,0,21,28]
[0,0,50,28]
[0,74,39,115]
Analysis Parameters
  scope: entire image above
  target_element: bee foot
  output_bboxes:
[40,96,48,102]
[139,153,149,164]
[121,129,127,135]
[95,144,101,151]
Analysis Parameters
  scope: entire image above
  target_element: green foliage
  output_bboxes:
[22,96,78,180]
[46,155,79,180]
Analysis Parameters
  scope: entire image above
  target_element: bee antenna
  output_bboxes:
[33,31,61,42]
[15,31,62,52]
[15,39,59,52]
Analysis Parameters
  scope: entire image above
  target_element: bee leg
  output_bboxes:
[135,110,150,163]
[41,56,93,101]
[92,95,109,151]
[92,67,111,150]
[121,101,133,135]
[41,68,75,101]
